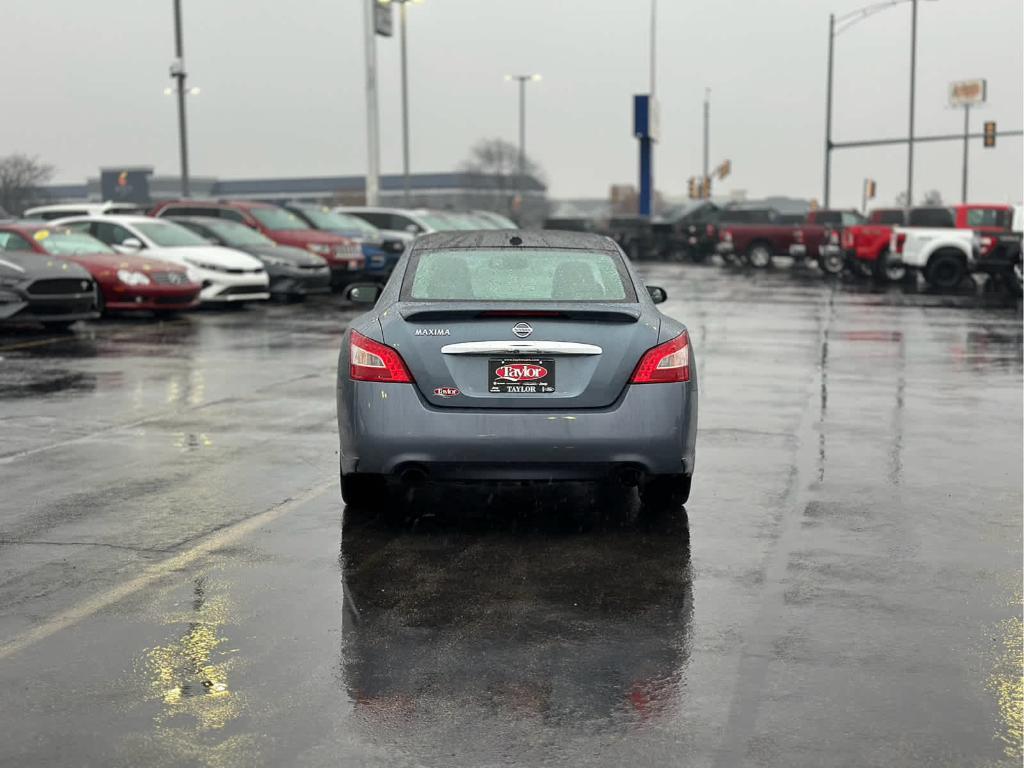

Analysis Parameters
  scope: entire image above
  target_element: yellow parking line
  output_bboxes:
[0,477,336,661]
[0,337,71,352]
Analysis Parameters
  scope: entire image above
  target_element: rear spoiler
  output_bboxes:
[399,303,641,323]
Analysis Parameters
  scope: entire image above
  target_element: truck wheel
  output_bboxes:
[818,250,844,275]
[873,250,906,283]
[747,243,773,269]
[925,250,967,290]
[1009,259,1023,296]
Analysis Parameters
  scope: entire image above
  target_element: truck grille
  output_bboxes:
[27,278,93,295]
[333,244,362,260]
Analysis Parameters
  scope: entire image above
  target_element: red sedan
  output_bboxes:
[0,223,201,314]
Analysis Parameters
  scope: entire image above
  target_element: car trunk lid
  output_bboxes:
[381,302,657,409]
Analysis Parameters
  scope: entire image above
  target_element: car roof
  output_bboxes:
[411,229,620,252]
[58,214,167,225]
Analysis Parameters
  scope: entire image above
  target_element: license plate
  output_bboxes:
[488,358,555,394]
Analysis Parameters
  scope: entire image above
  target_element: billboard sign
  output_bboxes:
[949,79,987,107]
[100,168,152,204]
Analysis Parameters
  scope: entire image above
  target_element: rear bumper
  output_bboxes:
[267,266,332,296]
[0,288,99,323]
[338,380,698,479]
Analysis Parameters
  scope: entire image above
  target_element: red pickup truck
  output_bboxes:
[842,204,1014,283]
[716,208,863,270]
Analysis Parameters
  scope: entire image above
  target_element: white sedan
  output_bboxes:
[53,215,270,304]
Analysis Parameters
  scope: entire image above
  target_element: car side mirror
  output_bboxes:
[346,283,382,305]
[121,237,143,250]
[646,285,667,304]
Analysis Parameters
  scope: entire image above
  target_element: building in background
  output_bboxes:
[31,169,548,226]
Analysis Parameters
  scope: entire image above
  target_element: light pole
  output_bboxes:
[505,74,541,221]
[363,0,381,206]
[385,0,421,207]
[169,0,192,198]
[823,0,937,207]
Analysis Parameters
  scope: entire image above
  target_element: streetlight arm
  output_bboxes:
[835,0,922,34]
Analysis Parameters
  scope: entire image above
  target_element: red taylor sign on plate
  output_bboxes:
[488,358,556,394]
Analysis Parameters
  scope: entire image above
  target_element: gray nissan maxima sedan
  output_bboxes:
[336,230,698,514]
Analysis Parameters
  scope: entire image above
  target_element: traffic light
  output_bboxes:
[717,159,731,180]
[688,177,699,199]
[983,121,997,148]
[865,178,876,199]
[701,176,711,199]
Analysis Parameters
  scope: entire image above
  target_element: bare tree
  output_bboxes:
[0,154,54,215]
[460,138,547,223]
[922,189,943,205]
[893,191,910,207]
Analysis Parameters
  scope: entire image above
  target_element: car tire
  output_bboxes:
[42,321,75,332]
[818,251,845,276]
[924,250,967,290]
[341,472,386,509]
[640,474,691,516]
[1008,258,1023,296]
[746,243,773,269]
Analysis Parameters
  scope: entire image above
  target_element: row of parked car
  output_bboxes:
[565,201,1023,295]
[0,202,518,330]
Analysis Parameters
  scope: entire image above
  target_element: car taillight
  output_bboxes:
[841,230,853,248]
[895,233,907,254]
[350,330,414,383]
[979,236,995,256]
[723,230,733,242]
[794,230,804,243]
[630,332,690,384]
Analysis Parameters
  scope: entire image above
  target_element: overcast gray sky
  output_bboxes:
[2,0,1021,207]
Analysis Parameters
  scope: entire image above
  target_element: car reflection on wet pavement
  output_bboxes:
[0,267,1020,767]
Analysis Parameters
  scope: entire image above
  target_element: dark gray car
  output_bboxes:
[0,250,99,329]
[168,216,331,298]
[336,230,698,515]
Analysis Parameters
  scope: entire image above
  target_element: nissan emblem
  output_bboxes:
[512,322,533,338]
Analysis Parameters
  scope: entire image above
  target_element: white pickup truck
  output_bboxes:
[891,204,1019,290]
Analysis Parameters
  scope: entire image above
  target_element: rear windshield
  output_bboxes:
[405,248,634,302]
[871,209,906,225]
[250,207,308,231]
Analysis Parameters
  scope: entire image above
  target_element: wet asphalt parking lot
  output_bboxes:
[0,263,1021,767]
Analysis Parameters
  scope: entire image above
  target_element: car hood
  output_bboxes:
[58,252,187,274]
[0,251,93,281]
[147,245,264,270]
[241,244,326,266]
[266,229,352,247]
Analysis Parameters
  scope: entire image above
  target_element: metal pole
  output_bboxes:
[961,104,970,203]
[172,0,190,198]
[400,1,410,206]
[824,13,834,208]
[517,77,527,218]
[703,88,710,193]
[363,0,380,206]
[861,178,867,214]
[906,0,917,205]
[650,0,657,96]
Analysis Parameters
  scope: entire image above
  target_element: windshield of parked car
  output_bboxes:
[250,207,309,231]
[293,206,372,235]
[416,212,462,231]
[34,230,115,255]
[200,220,275,247]
[406,248,633,302]
[134,221,210,248]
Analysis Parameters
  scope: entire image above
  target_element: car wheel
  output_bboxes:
[818,251,845,276]
[747,243,773,269]
[872,250,906,283]
[640,475,691,518]
[341,472,386,509]
[42,321,75,332]
[925,251,967,290]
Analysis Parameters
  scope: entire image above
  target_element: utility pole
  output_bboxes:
[171,0,190,198]
[399,0,411,206]
[906,0,918,205]
[363,0,381,206]
[506,75,541,222]
[961,104,970,203]
[823,13,835,207]
[703,88,710,190]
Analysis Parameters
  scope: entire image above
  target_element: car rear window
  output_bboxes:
[405,248,634,302]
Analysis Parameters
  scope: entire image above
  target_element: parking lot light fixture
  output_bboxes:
[505,74,542,223]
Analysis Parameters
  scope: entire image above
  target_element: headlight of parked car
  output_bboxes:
[116,269,151,286]
[259,255,290,267]
[183,257,222,272]
[307,243,332,255]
